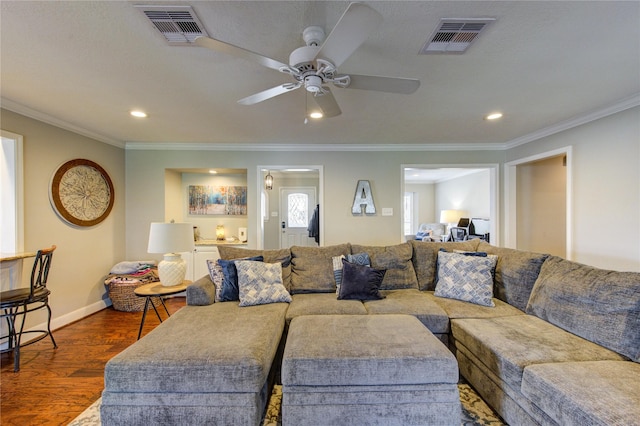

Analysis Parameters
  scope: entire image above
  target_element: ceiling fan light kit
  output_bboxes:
[191,2,420,118]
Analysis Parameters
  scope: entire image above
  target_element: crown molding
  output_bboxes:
[1,98,124,148]
[504,93,640,150]
[123,142,503,151]
[4,94,638,153]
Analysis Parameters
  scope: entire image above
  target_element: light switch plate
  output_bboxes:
[382,208,393,216]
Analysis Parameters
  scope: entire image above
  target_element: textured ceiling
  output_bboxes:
[1,1,639,148]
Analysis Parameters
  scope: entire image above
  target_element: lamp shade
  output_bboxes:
[147,222,195,254]
[440,210,465,224]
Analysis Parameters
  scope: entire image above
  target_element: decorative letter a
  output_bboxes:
[352,180,376,215]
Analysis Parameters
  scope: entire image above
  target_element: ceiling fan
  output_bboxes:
[194,2,420,118]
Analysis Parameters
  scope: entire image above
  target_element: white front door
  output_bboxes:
[280,187,317,248]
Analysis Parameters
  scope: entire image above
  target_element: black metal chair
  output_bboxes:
[449,227,469,242]
[1,245,57,372]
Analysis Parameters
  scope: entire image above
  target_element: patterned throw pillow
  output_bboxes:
[332,255,346,293]
[206,259,224,302]
[347,252,371,266]
[435,251,498,307]
[236,260,292,307]
[217,256,264,302]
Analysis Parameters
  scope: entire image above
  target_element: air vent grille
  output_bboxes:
[136,5,208,45]
[420,18,495,54]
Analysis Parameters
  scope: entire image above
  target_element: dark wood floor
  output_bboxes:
[1,297,186,426]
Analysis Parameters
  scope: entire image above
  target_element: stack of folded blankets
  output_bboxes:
[104,261,159,311]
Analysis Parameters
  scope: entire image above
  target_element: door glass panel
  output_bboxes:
[288,193,308,228]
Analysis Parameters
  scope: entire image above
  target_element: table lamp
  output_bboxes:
[440,210,466,236]
[147,222,194,286]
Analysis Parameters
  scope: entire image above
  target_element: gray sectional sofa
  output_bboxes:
[101,240,640,425]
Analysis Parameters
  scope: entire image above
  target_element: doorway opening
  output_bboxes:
[505,147,572,258]
[401,164,499,244]
[256,166,323,249]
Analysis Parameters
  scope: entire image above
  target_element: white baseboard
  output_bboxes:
[1,299,112,349]
[32,299,113,341]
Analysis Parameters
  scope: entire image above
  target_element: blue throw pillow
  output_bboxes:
[218,256,263,301]
[338,258,386,301]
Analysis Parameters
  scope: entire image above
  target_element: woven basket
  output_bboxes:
[107,281,160,312]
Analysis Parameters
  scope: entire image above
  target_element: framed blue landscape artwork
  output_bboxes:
[188,185,247,215]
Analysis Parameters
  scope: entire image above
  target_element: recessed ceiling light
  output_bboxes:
[485,112,503,120]
[309,111,323,119]
[208,170,217,174]
[130,110,147,118]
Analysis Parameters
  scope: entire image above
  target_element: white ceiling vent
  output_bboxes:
[420,18,495,54]
[136,5,208,45]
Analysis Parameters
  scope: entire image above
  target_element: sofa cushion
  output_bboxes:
[104,302,288,393]
[451,315,626,391]
[290,244,351,294]
[236,260,292,307]
[285,293,367,324]
[526,256,640,362]
[522,361,640,426]
[434,251,497,307]
[217,246,292,290]
[363,289,449,334]
[410,240,480,291]
[283,314,458,387]
[476,241,549,311]
[351,243,418,290]
[424,291,524,320]
[337,259,385,301]
[217,256,263,302]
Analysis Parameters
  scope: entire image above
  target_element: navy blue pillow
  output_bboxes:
[438,248,488,257]
[338,258,386,301]
[218,256,263,301]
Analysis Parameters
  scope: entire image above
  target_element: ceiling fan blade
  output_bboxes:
[237,83,301,105]
[315,3,383,68]
[346,74,421,94]
[312,88,342,118]
[194,36,288,72]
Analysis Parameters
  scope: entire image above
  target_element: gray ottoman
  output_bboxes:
[282,314,461,426]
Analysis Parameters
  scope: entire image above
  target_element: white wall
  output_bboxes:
[516,156,566,257]
[124,149,503,259]
[1,109,126,330]
[435,170,491,220]
[405,183,436,230]
[506,106,640,271]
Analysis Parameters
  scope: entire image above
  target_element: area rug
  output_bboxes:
[69,384,505,425]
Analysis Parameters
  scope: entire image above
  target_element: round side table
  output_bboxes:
[134,281,190,340]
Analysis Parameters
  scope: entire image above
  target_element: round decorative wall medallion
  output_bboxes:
[50,159,115,227]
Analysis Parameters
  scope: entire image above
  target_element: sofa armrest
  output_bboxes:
[186,275,216,306]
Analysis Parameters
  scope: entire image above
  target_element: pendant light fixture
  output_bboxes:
[265,170,274,190]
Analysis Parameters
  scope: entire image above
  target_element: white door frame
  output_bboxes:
[255,165,323,249]
[401,164,500,245]
[504,146,573,258]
